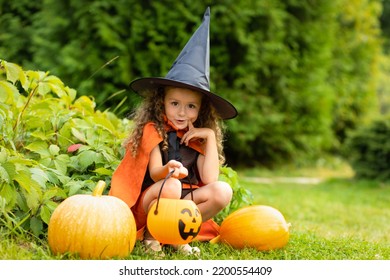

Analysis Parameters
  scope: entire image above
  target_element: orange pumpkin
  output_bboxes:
[211,205,290,251]
[48,181,136,259]
[147,198,202,245]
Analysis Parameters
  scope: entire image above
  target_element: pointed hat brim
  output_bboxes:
[130,77,238,120]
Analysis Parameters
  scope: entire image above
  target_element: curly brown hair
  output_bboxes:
[124,86,226,164]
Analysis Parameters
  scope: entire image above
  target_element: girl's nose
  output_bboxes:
[178,105,186,115]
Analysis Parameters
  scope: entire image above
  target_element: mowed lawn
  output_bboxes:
[235,164,390,260]
[1,163,389,260]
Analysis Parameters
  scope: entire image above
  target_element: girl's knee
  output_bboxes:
[213,181,233,207]
[160,178,182,199]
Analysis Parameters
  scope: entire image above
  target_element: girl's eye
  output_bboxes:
[188,104,197,109]
[171,101,179,106]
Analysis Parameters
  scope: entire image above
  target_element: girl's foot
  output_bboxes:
[143,239,165,257]
[143,228,165,257]
[173,244,201,256]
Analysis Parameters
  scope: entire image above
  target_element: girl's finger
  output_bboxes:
[188,120,194,130]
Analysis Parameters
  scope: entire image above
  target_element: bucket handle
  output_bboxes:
[154,169,194,215]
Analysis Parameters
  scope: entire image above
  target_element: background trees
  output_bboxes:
[0,0,387,167]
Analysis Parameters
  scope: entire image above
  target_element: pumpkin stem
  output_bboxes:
[92,180,106,196]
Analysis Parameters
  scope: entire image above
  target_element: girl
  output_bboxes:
[109,7,238,256]
[132,86,232,254]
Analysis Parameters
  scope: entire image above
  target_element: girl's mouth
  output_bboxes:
[175,119,188,128]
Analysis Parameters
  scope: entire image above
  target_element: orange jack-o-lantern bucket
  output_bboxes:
[146,171,202,245]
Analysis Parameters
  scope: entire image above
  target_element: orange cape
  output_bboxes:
[109,122,219,241]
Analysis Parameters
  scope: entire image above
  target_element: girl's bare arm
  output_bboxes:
[148,146,188,181]
[181,122,219,184]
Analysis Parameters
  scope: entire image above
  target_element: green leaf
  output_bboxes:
[0,148,8,163]
[93,115,115,134]
[30,167,50,188]
[4,61,23,84]
[15,191,29,212]
[0,80,19,104]
[44,75,66,98]
[30,130,51,141]
[0,183,17,210]
[43,187,66,201]
[13,167,41,192]
[30,216,43,236]
[73,96,96,114]
[26,70,43,82]
[37,82,51,96]
[45,200,59,211]
[94,167,112,176]
[78,150,98,169]
[13,169,34,193]
[23,184,41,211]
[66,87,77,102]
[49,145,60,156]
[0,166,10,183]
[25,141,50,158]
[0,162,16,183]
[8,156,36,167]
[101,149,116,163]
[67,181,84,196]
[45,168,70,185]
[53,154,69,175]
[71,127,86,143]
[39,205,52,225]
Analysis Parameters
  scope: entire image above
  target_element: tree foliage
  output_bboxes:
[344,116,390,181]
[0,0,383,166]
[330,0,382,144]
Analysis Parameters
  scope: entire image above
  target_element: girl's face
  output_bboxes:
[164,87,202,130]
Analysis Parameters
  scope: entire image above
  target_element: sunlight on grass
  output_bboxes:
[241,177,390,245]
[237,156,355,179]
[0,232,53,260]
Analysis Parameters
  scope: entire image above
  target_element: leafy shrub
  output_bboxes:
[0,60,130,236]
[0,60,251,237]
[344,117,390,181]
[216,166,253,224]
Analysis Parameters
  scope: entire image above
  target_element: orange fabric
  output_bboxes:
[109,122,161,209]
[109,121,219,241]
[195,219,220,241]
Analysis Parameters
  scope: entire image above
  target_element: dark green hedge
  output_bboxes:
[344,117,390,181]
[0,0,383,166]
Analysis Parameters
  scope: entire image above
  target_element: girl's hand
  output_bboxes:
[181,121,214,146]
[167,160,188,179]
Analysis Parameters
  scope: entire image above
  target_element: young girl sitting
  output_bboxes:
[109,7,237,255]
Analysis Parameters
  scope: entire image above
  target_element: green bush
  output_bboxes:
[344,117,390,181]
[0,60,251,237]
[0,60,130,236]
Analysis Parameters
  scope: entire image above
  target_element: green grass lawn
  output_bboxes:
[239,177,390,259]
[1,162,389,260]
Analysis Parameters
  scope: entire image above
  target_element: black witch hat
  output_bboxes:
[129,7,238,120]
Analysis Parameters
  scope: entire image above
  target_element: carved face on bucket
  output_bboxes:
[147,198,203,244]
[178,207,202,241]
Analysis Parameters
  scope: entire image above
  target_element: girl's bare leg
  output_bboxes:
[185,181,232,221]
